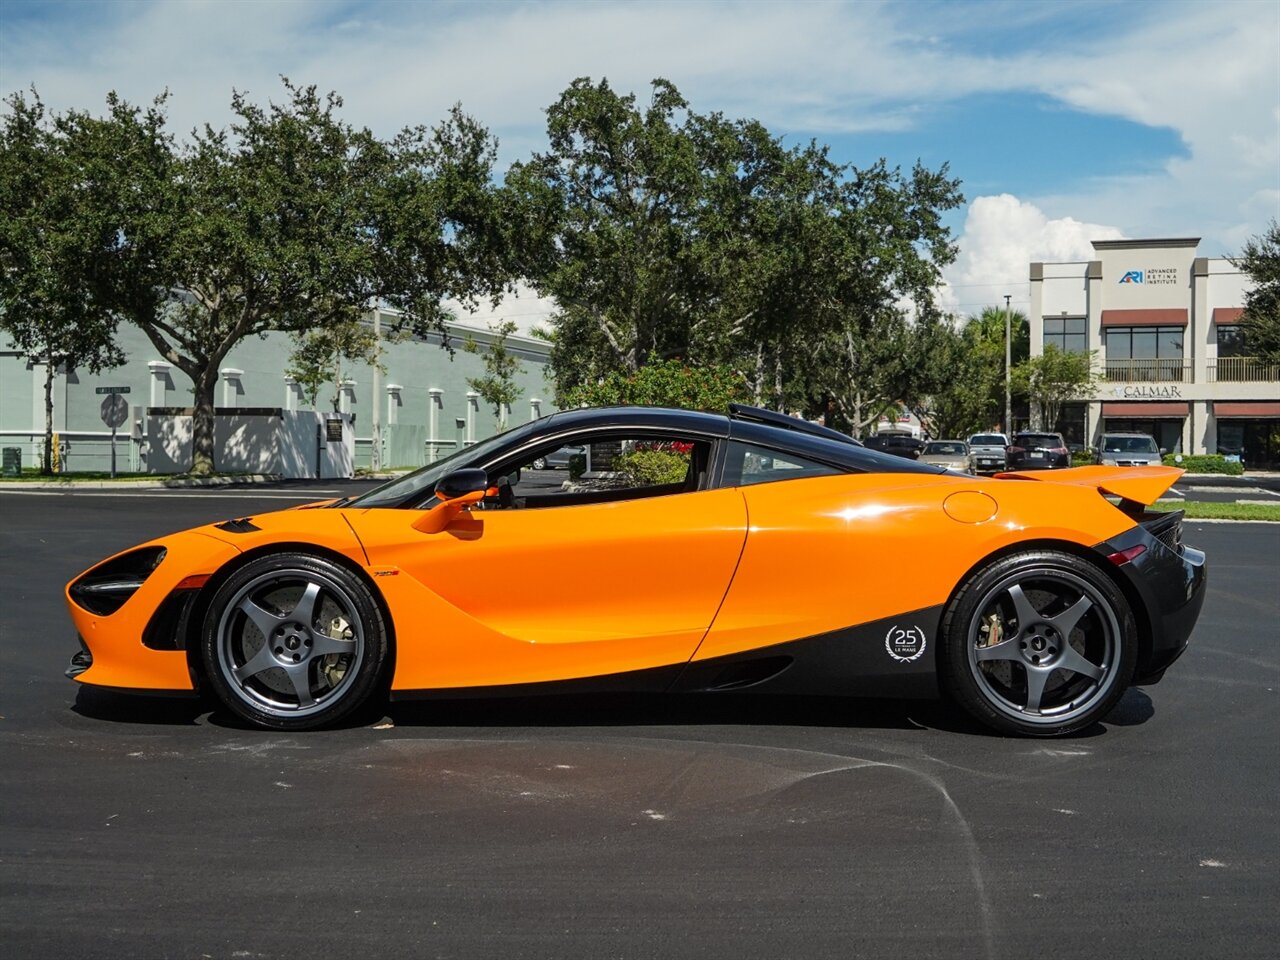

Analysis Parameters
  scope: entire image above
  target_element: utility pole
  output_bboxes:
[370,310,381,473]
[1004,294,1012,436]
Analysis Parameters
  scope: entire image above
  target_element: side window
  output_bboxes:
[489,434,709,510]
[722,441,842,487]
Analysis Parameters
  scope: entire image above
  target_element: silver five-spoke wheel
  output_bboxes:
[942,550,1136,737]
[202,553,388,730]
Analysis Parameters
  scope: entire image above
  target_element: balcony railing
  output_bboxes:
[1208,357,1280,383]
[1104,359,1191,383]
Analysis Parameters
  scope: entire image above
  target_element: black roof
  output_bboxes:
[541,405,941,476]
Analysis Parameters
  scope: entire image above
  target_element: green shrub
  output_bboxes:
[562,356,751,412]
[1162,454,1244,476]
[1071,448,1094,466]
[615,449,690,485]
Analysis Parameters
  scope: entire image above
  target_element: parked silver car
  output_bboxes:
[1095,432,1164,467]
[967,432,1009,473]
[919,440,974,473]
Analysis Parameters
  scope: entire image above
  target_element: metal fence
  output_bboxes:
[1208,357,1280,383]
[1103,359,1192,383]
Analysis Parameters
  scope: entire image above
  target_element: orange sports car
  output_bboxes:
[65,404,1206,736]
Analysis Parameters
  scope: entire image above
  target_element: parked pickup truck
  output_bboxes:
[967,432,1009,474]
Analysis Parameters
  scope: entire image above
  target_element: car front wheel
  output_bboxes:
[201,552,388,730]
[940,549,1136,736]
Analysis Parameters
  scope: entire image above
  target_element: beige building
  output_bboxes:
[1029,238,1279,469]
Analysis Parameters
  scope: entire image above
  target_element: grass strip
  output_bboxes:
[1152,500,1280,521]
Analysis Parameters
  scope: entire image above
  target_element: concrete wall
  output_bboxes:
[145,410,355,479]
[0,301,557,473]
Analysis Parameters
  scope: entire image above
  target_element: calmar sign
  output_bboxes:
[1115,385,1182,399]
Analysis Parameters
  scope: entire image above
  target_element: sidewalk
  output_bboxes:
[0,473,281,490]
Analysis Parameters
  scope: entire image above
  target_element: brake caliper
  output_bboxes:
[320,616,354,687]
[979,613,1004,648]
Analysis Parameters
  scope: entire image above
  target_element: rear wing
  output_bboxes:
[994,464,1183,507]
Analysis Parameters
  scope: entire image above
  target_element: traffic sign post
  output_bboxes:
[99,393,130,479]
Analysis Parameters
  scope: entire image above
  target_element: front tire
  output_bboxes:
[940,549,1136,737]
[200,552,388,730]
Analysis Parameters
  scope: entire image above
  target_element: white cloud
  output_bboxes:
[2,0,1275,299]
[940,195,1124,317]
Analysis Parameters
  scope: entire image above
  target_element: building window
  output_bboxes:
[1105,326,1185,382]
[1043,316,1087,353]
[1212,323,1278,382]
[1216,324,1247,358]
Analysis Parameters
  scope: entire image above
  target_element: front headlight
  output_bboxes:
[1101,457,1118,466]
[69,546,167,616]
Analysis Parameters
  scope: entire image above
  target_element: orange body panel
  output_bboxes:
[66,532,240,690]
[998,464,1183,505]
[692,471,1146,662]
[68,510,369,691]
[66,465,1184,694]
[347,489,747,689]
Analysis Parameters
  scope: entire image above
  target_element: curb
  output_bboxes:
[1176,473,1280,490]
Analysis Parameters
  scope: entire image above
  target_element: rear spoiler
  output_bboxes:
[994,464,1183,507]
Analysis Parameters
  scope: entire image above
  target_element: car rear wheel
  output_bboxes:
[940,550,1136,737]
[201,552,388,730]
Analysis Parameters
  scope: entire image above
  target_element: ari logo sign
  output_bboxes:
[1119,270,1144,284]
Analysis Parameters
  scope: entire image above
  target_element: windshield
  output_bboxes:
[347,423,539,508]
[924,442,967,455]
[1103,436,1159,454]
[969,435,1005,445]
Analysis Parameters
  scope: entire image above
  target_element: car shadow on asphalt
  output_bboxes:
[71,686,206,725]
[70,686,1155,738]
[386,692,934,731]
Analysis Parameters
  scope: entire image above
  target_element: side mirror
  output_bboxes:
[435,468,490,503]
[413,469,492,534]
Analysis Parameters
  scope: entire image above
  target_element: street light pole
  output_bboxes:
[370,310,382,473]
[1004,294,1012,436]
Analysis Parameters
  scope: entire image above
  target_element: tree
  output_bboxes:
[463,319,524,430]
[286,317,385,412]
[504,77,962,417]
[899,314,1004,440]
[562,355,750,411]
[0,91,128,473]
[504,78,709,376]
[1233,220,1280,365]
[1014,345,1102,432]
[91,81,505,475]
[810,309,917,436]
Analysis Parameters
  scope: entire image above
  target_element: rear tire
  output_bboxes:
[940,549,1136,737]
[200,552,388,730]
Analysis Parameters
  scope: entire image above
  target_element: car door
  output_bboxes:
[349,436,747,690]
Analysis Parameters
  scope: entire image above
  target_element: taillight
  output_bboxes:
[1107,544,1147,565]
[1051,447,1068,455]
[1007,445,1025,455]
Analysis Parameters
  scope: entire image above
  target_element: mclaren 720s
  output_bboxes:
[65,404,1206,737]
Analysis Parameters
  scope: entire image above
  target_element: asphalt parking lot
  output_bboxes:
[0,486,1276,959]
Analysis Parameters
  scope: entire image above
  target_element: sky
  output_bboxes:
[2,0,1277,324]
